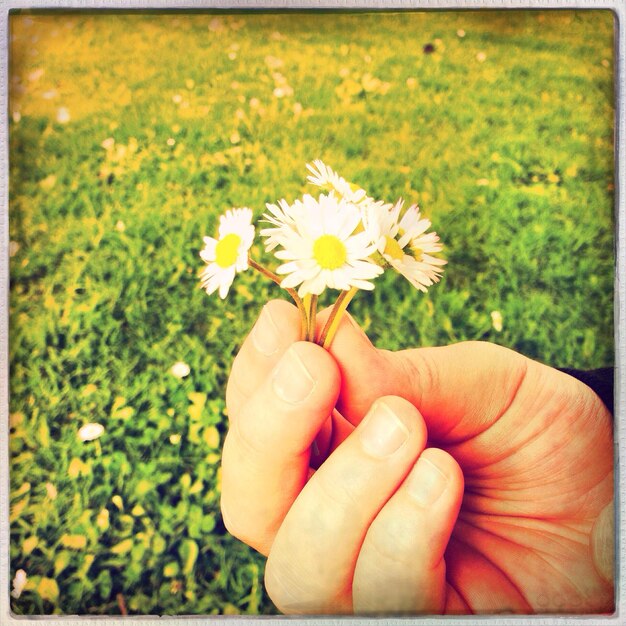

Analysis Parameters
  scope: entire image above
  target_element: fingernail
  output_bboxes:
[359,401,409,458]
[272,345,316,404]
[408,456,448,506]
[252,305,280,356]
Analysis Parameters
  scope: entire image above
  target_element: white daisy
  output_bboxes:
[78,423,105,442]
[363,200,446,292]
[200,208,255,299]
[305,160,369,204]
[11,569,27,599]
[262,193,383,297]
[491,310,503,332]
[261,198,299,252]
[170,361,190,379]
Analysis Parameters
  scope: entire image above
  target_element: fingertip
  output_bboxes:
[283,340,342,403]
[252,300,302,354]
[420,448,464,490]
[405,448,464,511]
[264,298,301,324]
[371,395,428,444]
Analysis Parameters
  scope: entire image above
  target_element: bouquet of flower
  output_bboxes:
[199,161,446,349]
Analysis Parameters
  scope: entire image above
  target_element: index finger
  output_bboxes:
[226,299,301,418]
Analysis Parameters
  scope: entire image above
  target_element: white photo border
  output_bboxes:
[1,1,623,624]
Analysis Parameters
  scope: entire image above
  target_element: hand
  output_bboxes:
[221,300,614,614]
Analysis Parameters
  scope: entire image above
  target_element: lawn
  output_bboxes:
[8,9,615,615]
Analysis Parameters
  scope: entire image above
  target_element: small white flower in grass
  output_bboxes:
[28,68,45,82]
[491,310,503,332]
[263,193,383,297]
[78,423,105,442]
[363,200,446,292]
[306,160,369,204]
[200,208,255,299]
[171,361,190,379]
[11,569,27,599]
[56,107,70,124]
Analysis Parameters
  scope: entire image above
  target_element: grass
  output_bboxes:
[8,9,615,615]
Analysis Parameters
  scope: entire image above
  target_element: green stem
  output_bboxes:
[248,256,307,340]
[319,287,359,350]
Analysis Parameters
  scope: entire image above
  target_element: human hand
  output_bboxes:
[220,300,614,614]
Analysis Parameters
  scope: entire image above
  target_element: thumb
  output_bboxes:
[387,341,532,442]
[352,448,464,614]
[591,500,614,584]
[324,310,531,443]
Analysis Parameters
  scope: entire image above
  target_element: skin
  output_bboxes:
[221,299,614,615]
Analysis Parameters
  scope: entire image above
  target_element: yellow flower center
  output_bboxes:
[313,234,347,270]
[410,245,424,261]
[215,233,242,268]
[383,236,404,261]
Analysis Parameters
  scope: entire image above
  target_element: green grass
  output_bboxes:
[8,9,615,615]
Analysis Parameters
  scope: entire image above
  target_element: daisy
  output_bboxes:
[170,361,190,379]
[261,198,299,252]
[363,200,447,292]
[78,423,105,442]
[262,193,383,297]
[11,569,27,599]
[200,208,255,299]
[306,160,369,204]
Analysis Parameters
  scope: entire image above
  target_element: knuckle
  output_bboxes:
[219,433,276,552]
[394,348,437,406]
[231,408,267,458]
[220,494,272,555]
[313,469,360,516]
[366,522,410,568]
[265,555,323,614]
[264,558,297,612]
[225,362,251,413]
[219,496,242,538]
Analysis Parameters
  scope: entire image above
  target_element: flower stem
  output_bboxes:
[302,294,313,341]
[308,295,318,342]
[248,256,307,340]
[319,287,359,350]
[248,257,282,286]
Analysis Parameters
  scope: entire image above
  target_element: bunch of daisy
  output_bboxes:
[199,160,446,349]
